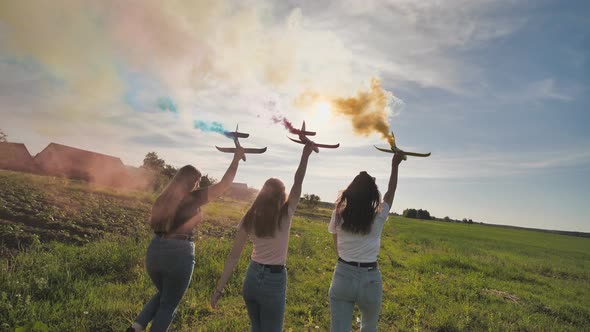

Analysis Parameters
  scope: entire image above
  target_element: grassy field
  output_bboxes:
[1,170,589,331]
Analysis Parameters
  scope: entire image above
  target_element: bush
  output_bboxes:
[403,208,431,220]
[301,194,321,209]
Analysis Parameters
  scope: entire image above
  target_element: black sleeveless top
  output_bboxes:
[168,188,209,233]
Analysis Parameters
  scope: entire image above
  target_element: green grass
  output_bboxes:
[1,170,589,331]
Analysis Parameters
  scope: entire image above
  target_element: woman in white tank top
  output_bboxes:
[328,152,404,332]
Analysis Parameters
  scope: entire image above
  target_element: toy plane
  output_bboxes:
[215,125,267,161]
[288,121,340,153]
[374,131,430,160]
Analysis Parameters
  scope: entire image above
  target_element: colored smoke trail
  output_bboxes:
[271,115,296,133]
[294,78,395,146]
[157,97,177,113]
[331,78,394,146]
[193,121,231,138]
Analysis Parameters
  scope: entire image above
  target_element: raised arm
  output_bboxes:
[286,143,315,210]
[207,147,245,202]
[211,224,248,308]
[382,152,404,208]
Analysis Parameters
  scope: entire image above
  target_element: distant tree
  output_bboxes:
[302,193,321,208]
[161,164,177,179]
[199,174,217,188]
[403,208,417,219]
[403,208,432,220]
[141,152,181,192]
[444,216,451,222]
[142,152,165,172]
[0,129,6,142]
[416,209,431,220]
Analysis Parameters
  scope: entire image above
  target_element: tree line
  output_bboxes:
[142,152,259,201]
[142,152,216,192]
[402,208,478,224]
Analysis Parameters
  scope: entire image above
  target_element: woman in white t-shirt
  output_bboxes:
[328,152,404,332]
[210,142,315,332]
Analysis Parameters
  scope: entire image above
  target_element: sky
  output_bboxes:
[1,0,589,232]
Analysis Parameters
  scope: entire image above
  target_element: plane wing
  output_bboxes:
[216,146,267,161]
[243,147,267,154]
[315,143,340,149]
[373,145,431,157]
[288,137,305,144]
[216,146,237,153]
[404,151,431,157]
[374,146,394,153]
[225,132,249,139]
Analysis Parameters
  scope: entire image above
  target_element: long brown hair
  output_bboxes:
[242,178,288,238]
[335,171,381,235]
[149,165,201,232]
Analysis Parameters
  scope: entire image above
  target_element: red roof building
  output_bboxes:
[34,143,129,187]
[0,142,37,172]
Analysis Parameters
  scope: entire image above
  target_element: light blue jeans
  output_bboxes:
[242,261,288,332]
[135,235,195,332]
[329,261,383,332]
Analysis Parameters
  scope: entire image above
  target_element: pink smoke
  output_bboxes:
[271,115,296,134]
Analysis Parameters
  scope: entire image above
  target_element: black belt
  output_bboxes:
[338,257,378,268]
[155,232,194,241]
[252,260,285,273]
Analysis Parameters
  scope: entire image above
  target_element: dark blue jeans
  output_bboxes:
[329,261,383,332]
[242,261,287,332]
[135,236,195,332]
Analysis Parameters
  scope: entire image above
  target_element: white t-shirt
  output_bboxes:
[328,201,391,263]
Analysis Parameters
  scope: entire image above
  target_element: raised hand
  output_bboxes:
[303,141,316,156]
[233,145,246,161]
[392,152,405,166]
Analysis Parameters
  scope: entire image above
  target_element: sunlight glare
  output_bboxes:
[314,101,331,122]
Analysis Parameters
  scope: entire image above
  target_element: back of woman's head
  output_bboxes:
[242,178,287,238]
[150,165,201,231]
[336,171,381,235]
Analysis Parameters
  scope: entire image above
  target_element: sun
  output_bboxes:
[313,101,332,122]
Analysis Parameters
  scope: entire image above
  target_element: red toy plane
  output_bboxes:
[216,125,267,161]
[288,121,340,153]
[374,131,430,160]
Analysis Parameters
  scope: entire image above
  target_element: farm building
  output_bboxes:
[227,182,256,200]
[0,142,37,172]
[34,143,129,187]
[230,182,248,191]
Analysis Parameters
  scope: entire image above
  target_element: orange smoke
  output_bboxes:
[331,78,394,146]
[294,78,394,146]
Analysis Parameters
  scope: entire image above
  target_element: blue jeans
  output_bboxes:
[242,261,287,332]
[329,261,383,332]
[135,236,195,332]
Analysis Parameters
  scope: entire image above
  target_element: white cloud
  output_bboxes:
[286,0,528,93]
[524,79,575,102]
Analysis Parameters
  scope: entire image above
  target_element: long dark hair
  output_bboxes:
[149,165,201,232]
[242,178,288,238]
[335,171,381,235]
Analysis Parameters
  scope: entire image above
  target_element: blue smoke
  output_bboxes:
[157,97,178,113]
[194,121,231,138]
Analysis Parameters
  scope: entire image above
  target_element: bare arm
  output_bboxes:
[382,152,404,208]
[286,143,315,210]
[332,233,338,256]
[207,148,245,202]
[211,224,248,308]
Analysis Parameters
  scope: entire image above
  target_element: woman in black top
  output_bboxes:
[128,148,244,332]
